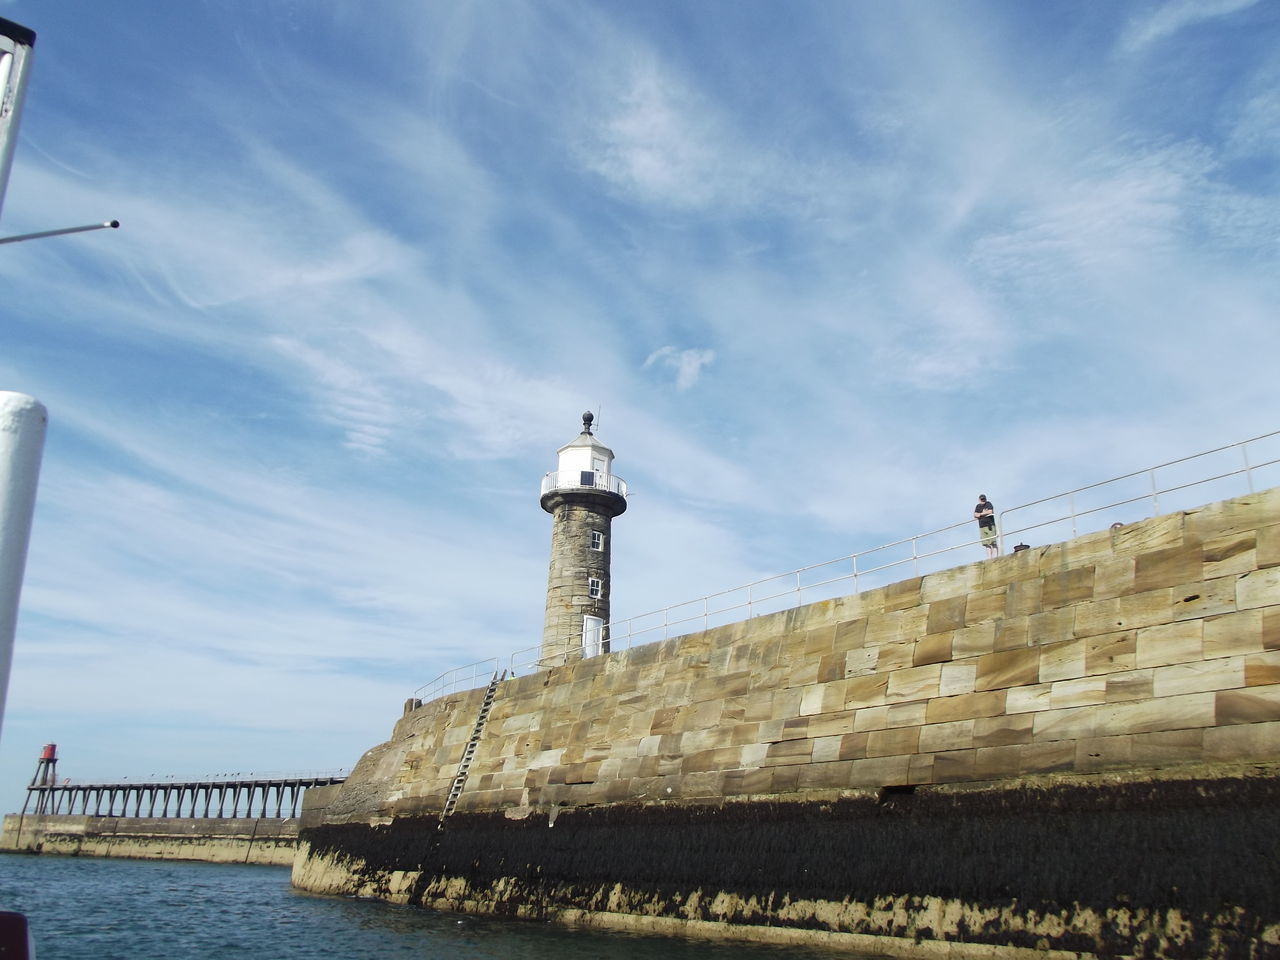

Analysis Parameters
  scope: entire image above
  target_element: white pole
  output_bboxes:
[0,391,46,739]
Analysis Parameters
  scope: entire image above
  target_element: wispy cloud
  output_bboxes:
[1118,0,1261,54]
[643,345,715,390]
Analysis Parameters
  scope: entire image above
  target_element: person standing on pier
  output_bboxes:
[974,494,998,558]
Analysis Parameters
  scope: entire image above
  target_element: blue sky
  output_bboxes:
[0,0,1277,810]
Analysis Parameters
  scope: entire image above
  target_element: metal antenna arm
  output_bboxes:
[0,219,119,245]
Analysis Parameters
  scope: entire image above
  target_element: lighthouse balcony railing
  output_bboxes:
[540,470,627,498]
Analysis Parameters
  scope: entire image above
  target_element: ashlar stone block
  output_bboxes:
[1027,607,1075,648]
[931,749,977,782]
[883,576,924,612]
[1245,651,1280,687]
[1237,567,1280,611]
[914,633,954,666]
[853,705,890,733]
[1075,734,1134,773]
[1106,670,1154,702]
[975,648,1041,692]
[964,586,1007,626]
[798,760,856,790]
[979,547,1040,589]
[1073,598,1124,639]
[1085,631,1137,675]
[1005,578,1043,618]
[847,754,911,787]
[1032,704,1098,742]
[1135,620,1203,668]
[838,732,869,760]
[993,618,1029,651]
[875,639,916,673]
[762,738,814,765]
[1171,576,1238,622]
[1152,657,1244,698]
[1216,685,1280,725]
[1093,556,1136,599]
[844,673,889,709]
[1202,532,1257,579]
[810,736,845,764]
[926,689,1006,723]
[974,713,1034,747]
[926,595,967,635]
[939,661,977,697]
[866,726,920,758]
[1039,638,1087,683]
[886,662,942,703]
[1203,609,1264,658]
[1117,588,1177,631]
[1050,676,1108,709]
[907,753,936,785]
[1100,691,1216,735]
[1258,522,1280,569]
[918,719,975,753]
[844,645,879,678]
[953,620,998,658]
[1041,566,1096,610]
[1111,513,1185,558]
[1134,543,1204,592]
[805,709,857,739]
[1184,488,1280,542]
[1008,686,1049,716]
[1130,728,1204,764]
[921,564,983,603]
[1019,741,1076,774]
[885,700,929,728]
[972,744,1025,779]
[1203,719,1280,761]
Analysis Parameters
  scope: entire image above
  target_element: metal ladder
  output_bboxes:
[439,670,504,821]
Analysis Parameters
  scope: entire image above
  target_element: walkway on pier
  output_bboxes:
[22,773,346,820]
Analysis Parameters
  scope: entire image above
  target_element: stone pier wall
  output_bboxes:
[296,488,1280,957]
[1,814,297,865]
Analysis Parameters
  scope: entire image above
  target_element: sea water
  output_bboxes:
[0,856,890,959]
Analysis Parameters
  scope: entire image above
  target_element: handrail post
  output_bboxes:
[1149,468,1160,515]
[1242,442,1254,493]
[1069,493,1077,539]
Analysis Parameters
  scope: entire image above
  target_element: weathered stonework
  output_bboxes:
[540,493,623,660]
[296,488,1280,957]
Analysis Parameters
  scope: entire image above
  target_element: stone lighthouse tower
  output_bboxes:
[540,412,627,663]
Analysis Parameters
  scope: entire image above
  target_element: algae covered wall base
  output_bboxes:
[294,769,1280,958]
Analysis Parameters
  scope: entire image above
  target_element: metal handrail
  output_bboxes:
[426,429,1280,696]
[413,658,500,704]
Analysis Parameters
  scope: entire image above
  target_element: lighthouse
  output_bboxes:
[539,412,627,663]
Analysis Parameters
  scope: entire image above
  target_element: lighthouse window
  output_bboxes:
[587,577,603,599]
[590,531,605,551]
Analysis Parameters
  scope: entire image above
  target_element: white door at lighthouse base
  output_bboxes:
[582,616,604,658]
